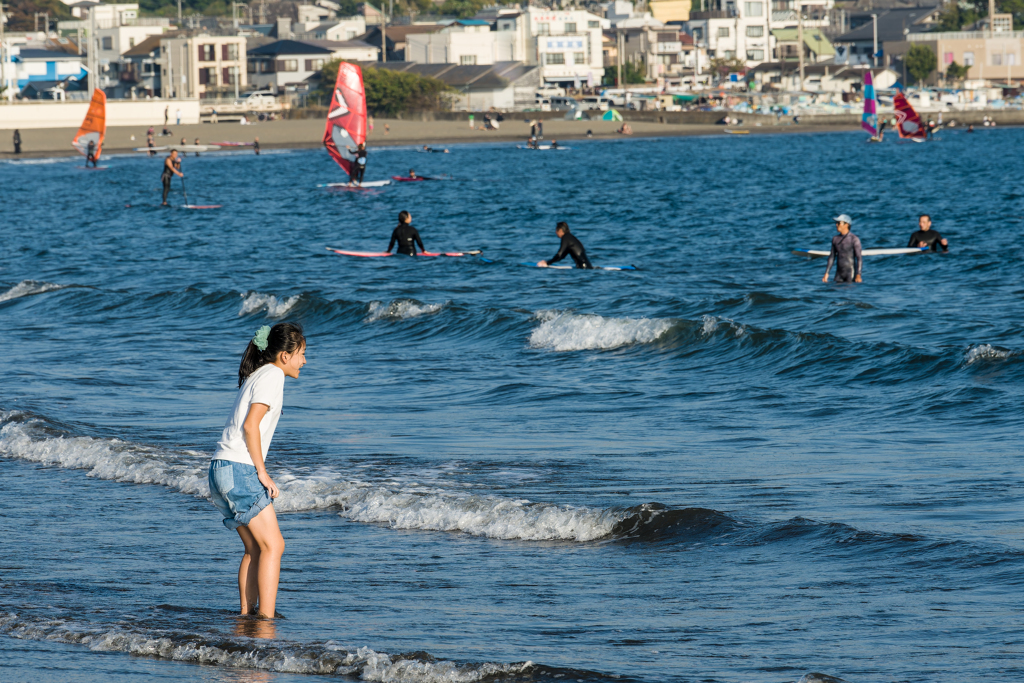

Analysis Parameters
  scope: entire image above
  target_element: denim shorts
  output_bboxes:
[208,459,273,530]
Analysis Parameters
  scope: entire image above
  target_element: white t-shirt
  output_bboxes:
[213,364,286,466]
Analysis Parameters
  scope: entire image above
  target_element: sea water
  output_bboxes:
[2,129,1023,683]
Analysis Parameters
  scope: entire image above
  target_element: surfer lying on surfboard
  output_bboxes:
[161,150,184,206]
[538,222,593,269]
[388,211,427,255]
[823,214,863,284]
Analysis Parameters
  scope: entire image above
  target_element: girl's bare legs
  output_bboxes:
[236,526,261,615]
[245,503,285,618]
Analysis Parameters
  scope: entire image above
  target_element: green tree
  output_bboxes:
[905,44,937,85]
[945,60,970,81]
[437,0,489,19]
[317,60,455,115]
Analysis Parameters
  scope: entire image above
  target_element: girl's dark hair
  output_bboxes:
[556,221,570,233]
[238,322,306,387]
[398,210,411,224]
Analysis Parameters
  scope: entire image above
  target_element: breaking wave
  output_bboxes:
[0,280,66,303]
[529,310,674,351]
[238,291,301,318]
[365,299,446,322]
[963,343,1014,365]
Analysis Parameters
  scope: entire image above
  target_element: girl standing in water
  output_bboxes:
[209,323,306,617]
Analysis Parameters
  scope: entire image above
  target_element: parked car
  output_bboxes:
[579,96,614,111]
[533,97,552,112]
[549,96,578,111]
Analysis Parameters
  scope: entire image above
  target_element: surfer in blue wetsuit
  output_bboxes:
[387,211,426,255]
[907,214,949,252]
[538,222,593,269]
[823,214,863,283]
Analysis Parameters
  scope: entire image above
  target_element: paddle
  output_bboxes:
[181,176,190,207]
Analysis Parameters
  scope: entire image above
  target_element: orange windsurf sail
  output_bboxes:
[72,89,107,159]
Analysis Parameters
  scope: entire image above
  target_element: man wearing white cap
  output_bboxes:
[823,214,863,284]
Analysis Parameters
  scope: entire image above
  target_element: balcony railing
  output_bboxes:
[689,10,736,19]
[907,29,1024,40]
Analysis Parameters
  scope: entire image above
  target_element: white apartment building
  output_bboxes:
[161,35,248,99]
[686,0,832,67]
[96,25,168,63]
[496,8,607,86]
[294,16,367,41]
[407,20,516,65]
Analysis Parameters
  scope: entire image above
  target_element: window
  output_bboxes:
[102,37,112,50]
[693,27,703,40]
[304,58,325,70]
[223,66,238,85]
[574,51,586,64]
[198,67,217,85]
[545,52,565,65]
[199,45,215,61]
[993,53,1002,66]
[565,22,576,33]
[537,23,550,35]
[744,2,763,16]
[718,27,730,37]
[746,25,763,37]
[746,49,764,60]
[723,50,735,59]
[248,60,257,73]
[588,20,600,28]
[284,60,298,71]
[963,51,974,66]
[224,44,239,61]
[129,37,135,48]
[460,54,477,65]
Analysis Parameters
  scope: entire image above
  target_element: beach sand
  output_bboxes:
[0,116,860,159]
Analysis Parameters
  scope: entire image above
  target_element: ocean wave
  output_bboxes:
[0,280,65,303]
[0,611,572,682]
[529,310,674,351]
[963,343,1015,365]
[239,291,301,318]
[365,299,446,322]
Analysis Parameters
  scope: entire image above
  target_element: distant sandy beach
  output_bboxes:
[0,116,862,159]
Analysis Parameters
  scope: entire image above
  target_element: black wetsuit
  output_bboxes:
[351,149,367,183]
[907,229,948,252]
[161,160,175,204]
[86,141,97,167]
[549,231,593,269]
[388,223,425,255]
[254,139,260,155]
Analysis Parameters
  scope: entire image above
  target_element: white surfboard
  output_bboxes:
[318,180,392,188]
[792,247,929,258]
[134,144,222,152]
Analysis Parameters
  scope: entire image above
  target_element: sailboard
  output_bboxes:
[327,247,482,258]
[516,145,571,150]
[134,144,222,153]
[792,247,928,258]
[72,89,106,163]
[862,72,879,139]
[893,93,927,142]
[520,262,637,271]
[317,180,391,189]
[323,62,373,186]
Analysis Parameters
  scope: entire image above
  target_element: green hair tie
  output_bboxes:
[252,325,271,352]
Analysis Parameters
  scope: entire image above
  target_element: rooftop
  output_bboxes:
[247,39,334,56]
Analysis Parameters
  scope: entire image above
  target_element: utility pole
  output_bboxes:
[232,2,240,29]
[88,4,97,96]
[797,1,804,91]
[0,2,7,103]
[989,0,995,37]
[178,0,182,26]
[617,29,622,87]
[381,3,387,63]
[871,13,877,68]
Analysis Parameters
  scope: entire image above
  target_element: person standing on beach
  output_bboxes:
[13,129,21,154]
[823,214,863,283]
[194,137,202,157]
[254,137,261,155]
[387,210,426,255]
[176,108,182,125]
[209,323,306,618]
[538,221,593,269]
[161,150,183,206]
[907,214,949,252]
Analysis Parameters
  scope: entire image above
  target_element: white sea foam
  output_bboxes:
[365,299,445,322]
[0,612,536,682]
[964,344,1014,365]
[529,310,674,351]
[0,414,623,542]
[700,315,745,338]
[0,280,65,303]
[238,291,300,317]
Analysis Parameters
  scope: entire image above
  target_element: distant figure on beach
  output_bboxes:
[907,214,949,252]
[586,129,593,138]
[161,150,184,206]
[194,137,201,156]
[147,132,155,156]
[346,142,367,185]
[254,136,260,155]
[86,139,98,167]
[209,323,306,619]
[176,108,181,125]
[164,105,169,125]
[13,129,22,154]
[161,125,171,137]
[823,214,863,284]
[384,124,390,136]
[388,210,425,255]
[617,123,633,135]
[538,221,593,269]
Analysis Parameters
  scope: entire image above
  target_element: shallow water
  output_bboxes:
[2,129,1023,682]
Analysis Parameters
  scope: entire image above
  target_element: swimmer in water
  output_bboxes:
[387,210,426,255]
[538,221,593,269]
[907,214,949,252]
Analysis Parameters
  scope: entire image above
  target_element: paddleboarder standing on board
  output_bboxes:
[387,211,426,255]
[161,150,184,206]
[823,214,863,283]
[538,222,593,269]
[907,214,949,252]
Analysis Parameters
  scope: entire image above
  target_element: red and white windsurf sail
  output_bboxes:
[72,89,106,158]
[322,63,367,179]
[893,92,926,140]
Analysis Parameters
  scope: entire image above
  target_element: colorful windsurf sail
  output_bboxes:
[72,89,106,159]
[322,63,367,179]
[861,72,878,137]
[893,92,926,140]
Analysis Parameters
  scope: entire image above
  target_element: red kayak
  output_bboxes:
[391,176,427,182]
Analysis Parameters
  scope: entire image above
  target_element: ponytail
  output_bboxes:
[238,322,306,387]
